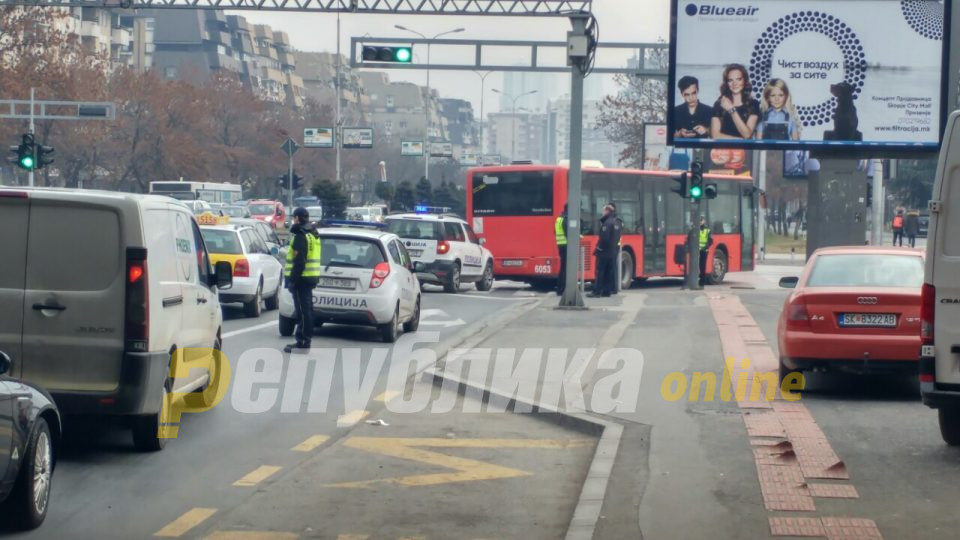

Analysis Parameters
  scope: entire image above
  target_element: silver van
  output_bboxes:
[0,188,232,451]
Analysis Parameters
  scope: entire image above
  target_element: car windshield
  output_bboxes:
[249,204,274,215]
[806,254,923,288]
[221,206,246,217]
[320,237,385,269]
[386,219,442,240]
[200,228,243,254]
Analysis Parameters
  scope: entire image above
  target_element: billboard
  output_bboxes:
[431,142,454,157]
[401,140,424,156]
[705,148,752,176]
[669,0,949,152]
[461,152,480,166]
[304,127,333,148]
[643,124,670,170]
[342,128,374,148]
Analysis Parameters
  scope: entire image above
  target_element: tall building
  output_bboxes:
[486,111,548,163]
[294,51,369,124]
[498,70,564,113]
[49,7,154,71]
[548,96,623,167]
[358,71,429,142]
[439,98,479,158]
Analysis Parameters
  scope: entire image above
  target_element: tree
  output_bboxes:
[888,158,937,210]
[394,180,416,211]
[312,179,348,219]
[374,181,395,209]
[433,181,456,209]
[416,176,433,205]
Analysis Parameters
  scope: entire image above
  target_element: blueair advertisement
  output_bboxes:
[669,0,949,151]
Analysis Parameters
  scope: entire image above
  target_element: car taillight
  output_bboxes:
[233,258,250,277]
[786,300,811,329]
[921,282,935,346]
[125,248,149,352]
[437,241,450,255]
[370,262,391,288]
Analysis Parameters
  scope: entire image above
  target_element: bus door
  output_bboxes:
[642,180,667,274]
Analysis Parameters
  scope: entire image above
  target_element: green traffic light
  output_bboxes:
[395,47,412,63]
[689,185,702,198]
[20,155,34,169]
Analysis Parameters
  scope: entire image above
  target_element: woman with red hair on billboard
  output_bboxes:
[710,63,760,139]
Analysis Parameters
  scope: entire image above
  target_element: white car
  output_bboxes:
[279,226,421,343]
[385,213,494,293]
[200,222,284,318]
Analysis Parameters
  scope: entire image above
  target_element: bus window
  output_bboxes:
[610,172,640,234]
[705,182,741,234]
[471,170,553,216]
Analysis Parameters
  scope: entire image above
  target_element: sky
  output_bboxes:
[231,0,671,114]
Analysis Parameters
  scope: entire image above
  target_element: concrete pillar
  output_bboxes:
[805,159,868,259]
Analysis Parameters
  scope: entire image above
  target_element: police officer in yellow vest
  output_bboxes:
[555,204,568,295]
[698,215,713,287]
[284,207,322,352]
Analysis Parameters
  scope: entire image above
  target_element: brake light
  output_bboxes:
[437,240,450,255]
[233,258,250,277]
[921,282,935,346]
[786,300,811,329]
[370,262,391,288]
[125,248,149,352]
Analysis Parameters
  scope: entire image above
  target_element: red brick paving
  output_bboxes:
[808,483,860,499]
[769,517,828,537]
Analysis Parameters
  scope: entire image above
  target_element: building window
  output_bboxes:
[386,96,395,108]
[164,66,177,79]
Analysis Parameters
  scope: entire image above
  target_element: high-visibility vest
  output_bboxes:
[555,216,567,245]
[698,228,711,250]
[284,233,322,278]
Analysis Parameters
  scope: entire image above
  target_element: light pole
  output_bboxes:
[335,11,342,184]
[473,71,493,156]
[395,25,464,181]
[492,88,537,161]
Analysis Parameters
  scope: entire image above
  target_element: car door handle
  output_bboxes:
[32,303,65,311]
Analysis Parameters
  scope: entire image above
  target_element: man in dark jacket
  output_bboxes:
[698,215,714,286]
[555,204,568,295]
[284,207,322,353]
[904,210,920,248]
[590,204,622,297]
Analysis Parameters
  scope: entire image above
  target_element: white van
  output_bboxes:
[0,188,232,451]
[921,110,960,445]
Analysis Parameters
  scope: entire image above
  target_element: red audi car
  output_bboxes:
[777,246,924,380]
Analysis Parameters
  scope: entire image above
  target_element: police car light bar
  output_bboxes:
[415,205,453,214]
[319,219,388,229]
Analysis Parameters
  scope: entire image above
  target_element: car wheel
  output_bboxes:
[475,262,494,292]
[244,282,263,318]
[620,251,634,291]
[939,407,960,446]
[777,356,802,386]
[443,263,461,293]
[403,296,421,332]
[279,315,296,337]
[708,250,728,285]
[379,305,400,343]
[193,337,222,408]
[132,375,170,452]
[7,417,53,530]
[264,281,280,311]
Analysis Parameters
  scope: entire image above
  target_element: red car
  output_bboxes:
[777,246,924,380]
[248,199,286,229]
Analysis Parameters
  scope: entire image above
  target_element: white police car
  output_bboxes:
[278,222,421,342]
[385,210,494,293]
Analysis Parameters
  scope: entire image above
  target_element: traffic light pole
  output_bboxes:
[685,202,702,291]
[287,153,294,209]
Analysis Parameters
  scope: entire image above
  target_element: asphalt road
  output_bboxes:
[7,283,539,539]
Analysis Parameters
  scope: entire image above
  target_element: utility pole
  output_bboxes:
[335,12,342,184]
[871,160,884,245]
[757,150,766,261]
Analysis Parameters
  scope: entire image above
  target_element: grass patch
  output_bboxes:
[764,233,806,255]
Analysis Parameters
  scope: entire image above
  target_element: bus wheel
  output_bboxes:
[619,251,634,290]
[708,250,727,285]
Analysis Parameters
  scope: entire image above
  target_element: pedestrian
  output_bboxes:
[698,215,713,286]
[892,208,905,247]
[283,207,322,353]
[904,210,920,248]
[555,203,568,295]
[589,204,622,297]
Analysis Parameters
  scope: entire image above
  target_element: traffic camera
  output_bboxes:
[361,45,413,63]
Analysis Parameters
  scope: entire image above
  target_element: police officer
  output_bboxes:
[698,215,713,287]
[555,204,568,295]
[283,207,322,353]
[590,204,622,297]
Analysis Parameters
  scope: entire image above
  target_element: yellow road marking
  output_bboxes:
[325,437,592,488]
[291,434,330,452]
[204,533,299,540]
[233,465,282,487]
[154,507,217,537]
[337,409,370,427]
[374,390,401,403]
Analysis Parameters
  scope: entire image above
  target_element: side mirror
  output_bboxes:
[0,351,10,375]
[779,276,799,289]
[270,246,280,257]
[413,261,426,272]
[479,238,486,245]
[215,261,234,290]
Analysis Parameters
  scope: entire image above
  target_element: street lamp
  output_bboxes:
[395,24,464,181]
[492,88,537,161]
[473,71,493,156]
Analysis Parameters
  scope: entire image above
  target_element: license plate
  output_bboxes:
[409,249,423,258]
[502,259,524,267]
[839,313,897,327]
[318,277,355,289]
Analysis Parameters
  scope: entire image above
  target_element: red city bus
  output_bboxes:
[466,165,756,290]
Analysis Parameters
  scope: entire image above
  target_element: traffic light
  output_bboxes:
[36,144,54,170]
[671,172,688,198]
[278,172,304,190]
[9,133,36,171]
[361,45,413,63]
[688,161,704,200]
[292,172,303,190]
[703,182,718,199]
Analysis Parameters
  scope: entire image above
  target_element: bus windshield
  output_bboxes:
[471,170,554,216]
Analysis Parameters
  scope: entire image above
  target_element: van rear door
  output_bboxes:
[0,191,29,378]
[21,199,125,392]
[931,113,960,385]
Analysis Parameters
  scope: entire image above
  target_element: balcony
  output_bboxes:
[111,27,130,46]
[80,20,102,38]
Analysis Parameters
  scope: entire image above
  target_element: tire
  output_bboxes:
[708,249,728,285]
[938,407,960,446]
[619,251,634,291]
[6,418,53,530]
[264,281,280,311]
[379,305,401,343]
[279,315,296,337]
[778,356,802,386]
[475,262,494,292]
[244,282,263,318]
[443,263,461,293]
[192,337,222,408]
[403,296,421,333]
[132,375,170,452]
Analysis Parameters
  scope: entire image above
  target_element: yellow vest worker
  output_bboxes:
[284,207,322,353]
[555,215,567,246]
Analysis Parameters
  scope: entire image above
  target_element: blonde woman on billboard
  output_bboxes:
[710,63,760,139]
[757,79,802,141]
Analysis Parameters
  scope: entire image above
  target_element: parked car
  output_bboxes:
[230,217,287,261]
[200,222,283,318]
[777,246,924,381]
[220,205,252,218]
[183,199,212,215]
[0,188,233,451]
[0,350,60,530]
[248,199,286,229]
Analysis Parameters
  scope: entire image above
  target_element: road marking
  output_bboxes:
[233,465,282,487]
[325,437,592,488]
[154,507,217,537]
[204,533,298,540]
[223,321,276,339]
[291,434,330,452]
[374,390,401,403]
[337,535,370,540]
[337,409,370,427]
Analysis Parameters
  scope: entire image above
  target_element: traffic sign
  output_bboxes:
[281,138,299,157]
